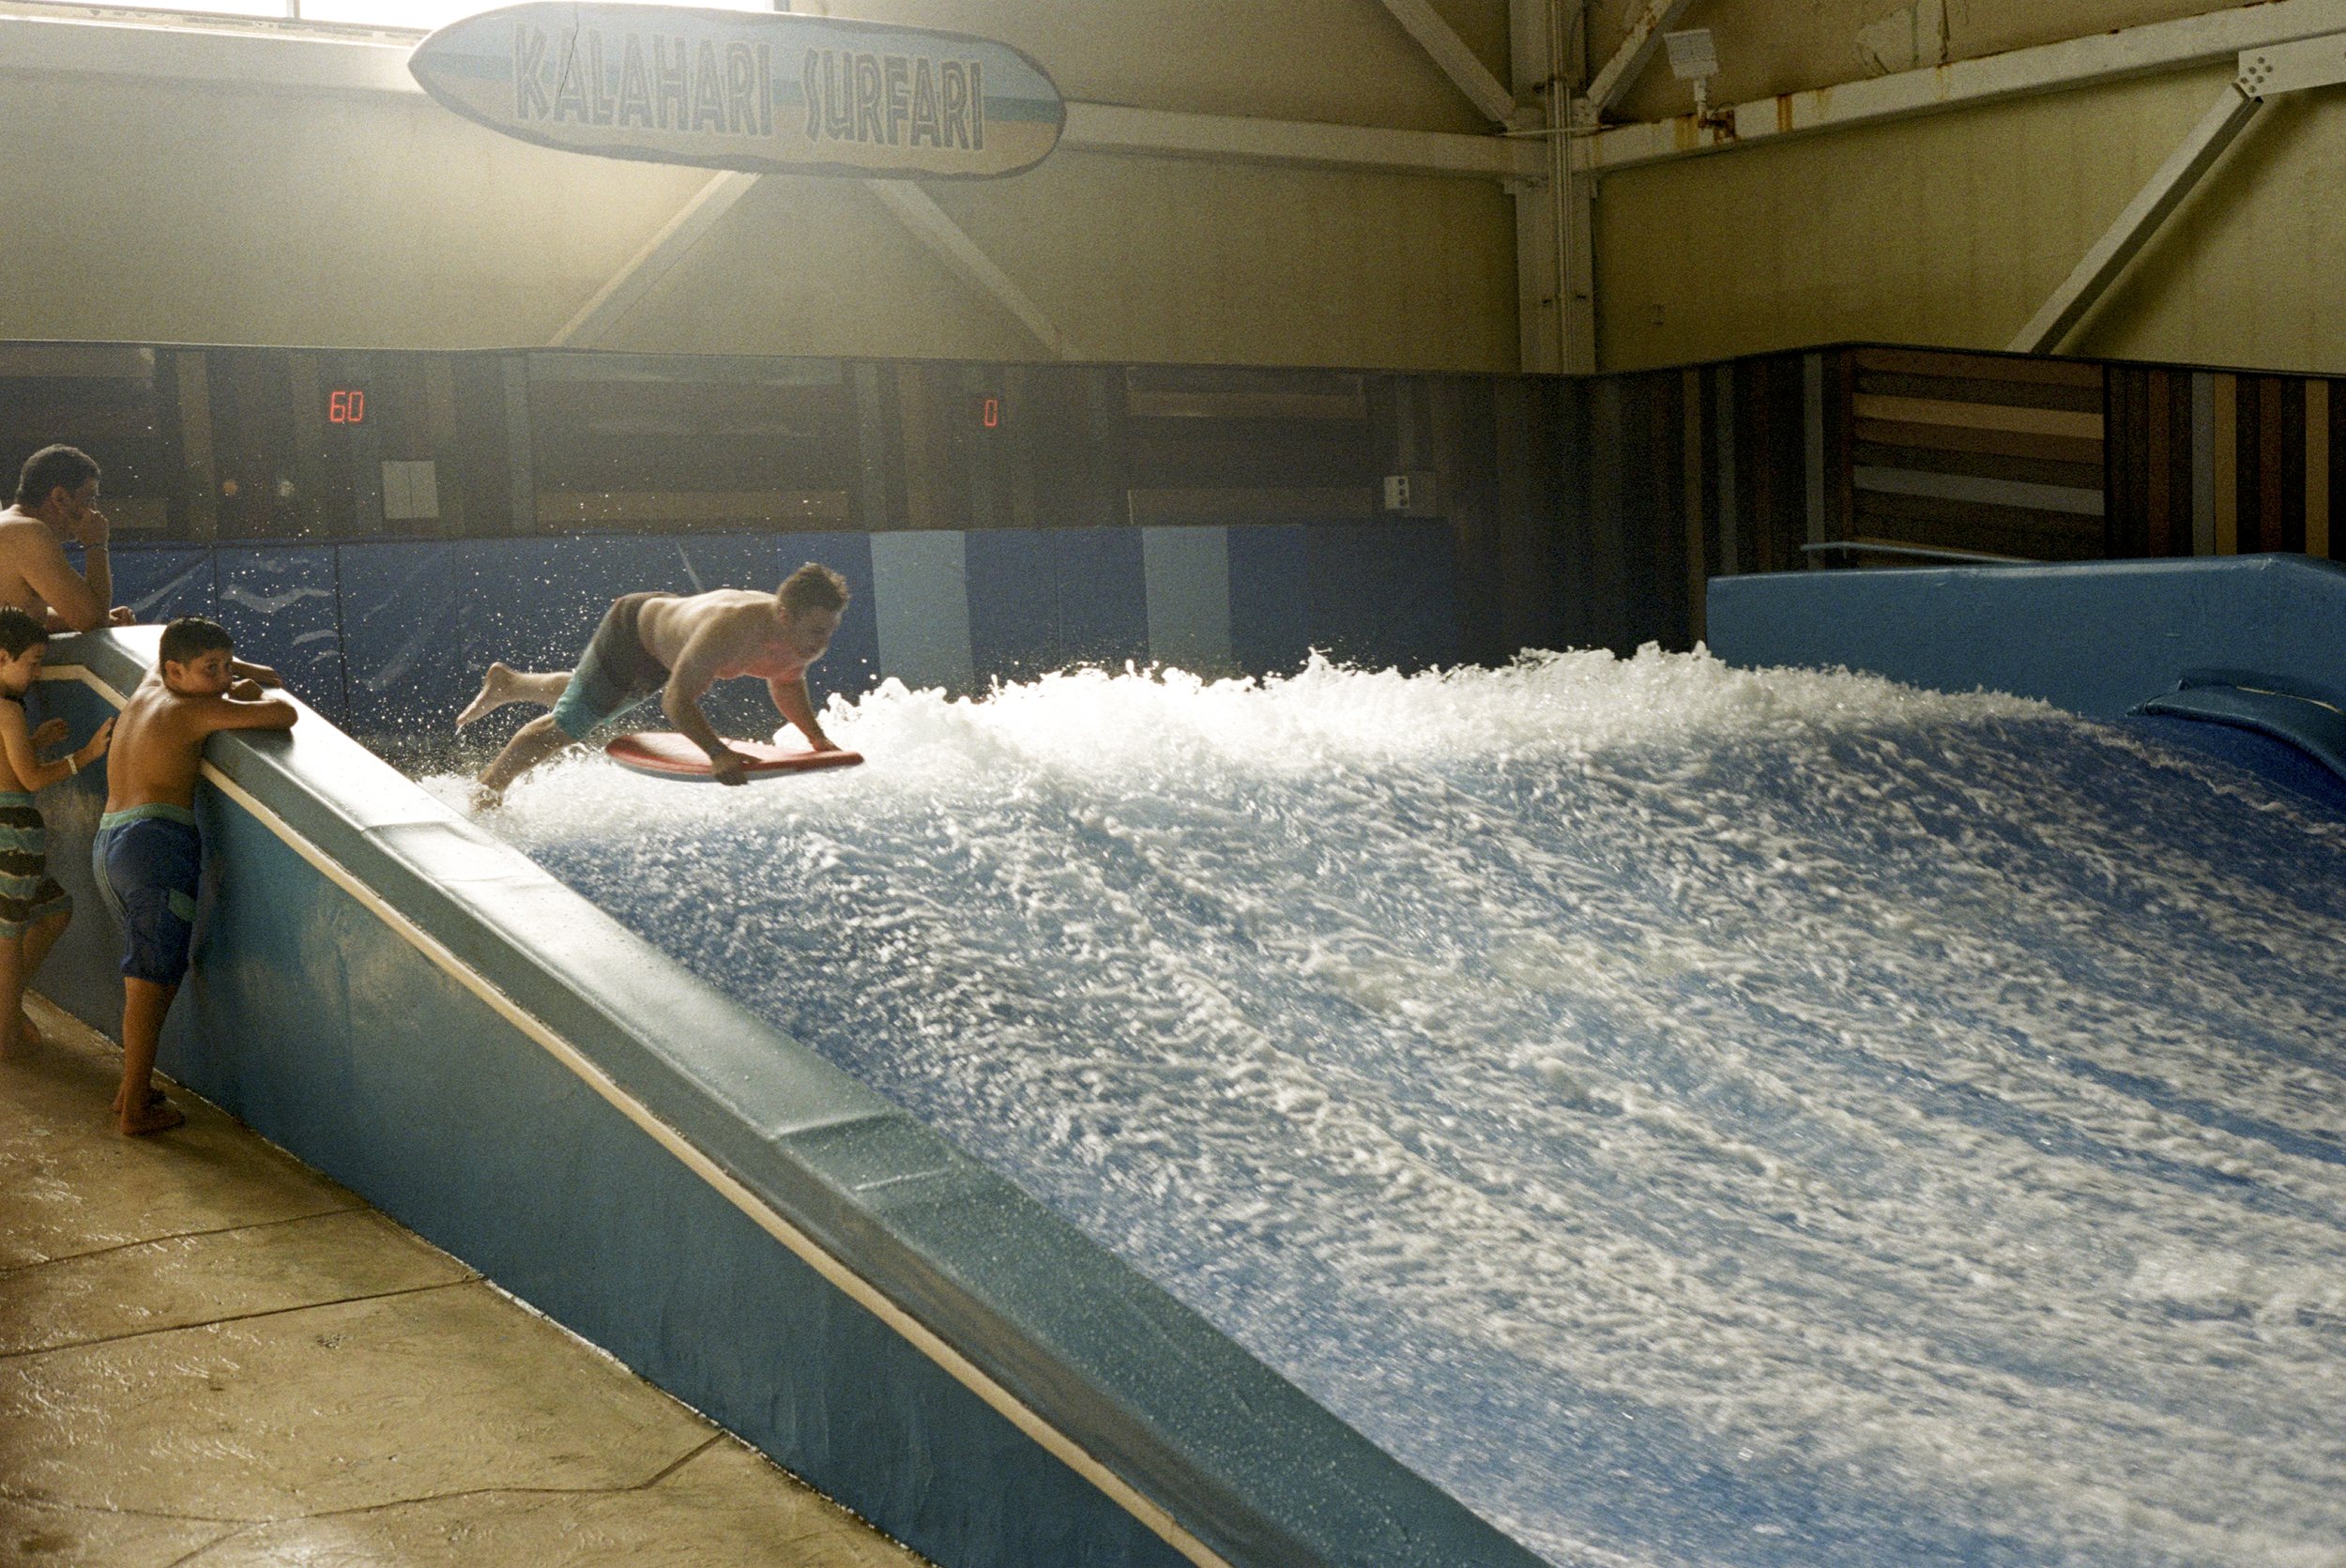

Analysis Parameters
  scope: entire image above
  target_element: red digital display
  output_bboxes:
[328,388,367,424]
[981,395,999,429]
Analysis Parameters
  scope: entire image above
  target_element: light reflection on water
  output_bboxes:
[438,650,2346,1568]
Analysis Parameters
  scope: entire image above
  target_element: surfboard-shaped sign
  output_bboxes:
[409,4,1064,180]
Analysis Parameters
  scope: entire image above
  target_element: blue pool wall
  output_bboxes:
[89,520,1459,737]
[30,629,1538,1568]
[1706,555,2346,718]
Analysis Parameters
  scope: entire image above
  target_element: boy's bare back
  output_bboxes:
[107,670,297,814]
[637,590,823,682]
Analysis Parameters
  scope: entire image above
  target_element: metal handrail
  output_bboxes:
[1801,540,2037,567]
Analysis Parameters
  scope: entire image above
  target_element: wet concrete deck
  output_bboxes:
[0,994,930,1567]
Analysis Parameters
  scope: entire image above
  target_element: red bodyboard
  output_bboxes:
[605,731,864,782]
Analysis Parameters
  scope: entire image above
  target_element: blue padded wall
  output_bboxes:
[1707,556,2346,720]
[214,547,346,723]
[965,527,1059,681]
[1306,521,1460,673]
[1056,527,1150,670]
[79,522,1456,738]
[106,545,218,625]
[338,542,466,738]
[1226,525,1314,677]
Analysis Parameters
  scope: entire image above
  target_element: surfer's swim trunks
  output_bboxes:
[0,792,70,937]
[551,592,672,740]
[94,804,202,986]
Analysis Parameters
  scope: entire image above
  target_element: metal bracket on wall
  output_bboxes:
[2008,32,2346,355]
[1577,0,1699,126]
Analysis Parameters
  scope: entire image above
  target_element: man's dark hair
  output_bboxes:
[0,607,48,661]
[15,445,100,509]
[778,561,849,617]
[160,617,234,667]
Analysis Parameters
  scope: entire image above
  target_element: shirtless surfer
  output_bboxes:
[1,446,136,632]
[459,562,849,801]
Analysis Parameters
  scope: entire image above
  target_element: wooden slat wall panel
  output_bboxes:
[1842,349,2107,564]
[2311,380,2333,561]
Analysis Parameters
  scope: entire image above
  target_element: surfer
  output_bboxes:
[459,562,849,801]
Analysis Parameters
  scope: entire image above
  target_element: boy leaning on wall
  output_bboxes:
[97,617,295,1136]
[0,607,113,1058]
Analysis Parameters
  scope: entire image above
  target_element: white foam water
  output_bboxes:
[438,648,2346,1568]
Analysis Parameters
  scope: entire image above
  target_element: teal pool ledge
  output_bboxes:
[30,628,1543,1568]
[1706,554,2346,718]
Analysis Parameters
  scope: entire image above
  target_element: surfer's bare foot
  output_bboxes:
[468,781,505,813]
[9,1009,42,1053]
[118,1098,184,1136]
[456,663,518,731]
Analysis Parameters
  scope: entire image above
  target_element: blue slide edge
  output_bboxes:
[29,629,1544,1568]
[1707,556,2346,795]
[1706,555,2346,721]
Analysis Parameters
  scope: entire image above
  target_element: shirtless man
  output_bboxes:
[96,617,297,1134]
[1,446,136,632]
[459,561,849,800]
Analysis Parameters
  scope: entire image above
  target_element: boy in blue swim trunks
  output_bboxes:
[0,607,114,1057]
[458,562,848,801]
[98,617,296,1135]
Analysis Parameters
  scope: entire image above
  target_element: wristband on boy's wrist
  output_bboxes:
[65,754,78,776]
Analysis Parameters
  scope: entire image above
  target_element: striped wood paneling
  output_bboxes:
[1847,348,2106,562]
[2108,368,2338,562]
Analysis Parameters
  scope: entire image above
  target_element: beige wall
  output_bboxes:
[1592,0,2257,122]
[0,4,1518,370]
[8,1,2328,378]
[1591,3,2346,375]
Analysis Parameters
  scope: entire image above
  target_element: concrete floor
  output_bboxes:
[0,994,931,1568]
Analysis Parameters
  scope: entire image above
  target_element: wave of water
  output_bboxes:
[437,649,2346,1567]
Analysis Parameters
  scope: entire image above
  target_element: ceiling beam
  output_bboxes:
[2010,32,2346,353]
[1580,0,1697,121]
[2007,81,2262,354]
[1586,0,2346,174]
[864,182,1083,361]
[1060,102,1531,180]
[0,10,1530,183]
[1373,0,1518,123]
[553,172,761,348]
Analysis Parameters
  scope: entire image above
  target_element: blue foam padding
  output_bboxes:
[965,527,1061,681]
[1708,556,2346,722]
[1226,525,1313,677]
[1306,521,1459,672]
[455,536,758,677]
[2125,714,2346,816]
[213,546,346,723]
[80,524,1454,728]
[1055,527,1150,670]
[2131,681,2346,784]
[337,542,467,737]
[102,546,218,625]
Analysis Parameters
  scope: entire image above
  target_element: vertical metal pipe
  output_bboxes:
[2191,371,2216,556]
[2308,379,2331,557]
[1714,364,1739,577]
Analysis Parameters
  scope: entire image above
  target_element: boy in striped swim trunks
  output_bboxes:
[97,617,296,1135]
[0,607,113,1058]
